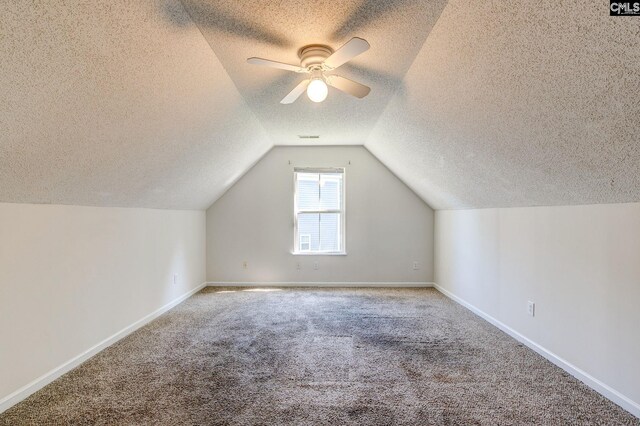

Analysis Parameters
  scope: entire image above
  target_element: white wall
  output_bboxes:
[435,203,640,416]
[0,203,206,409]
[206,146,434,284]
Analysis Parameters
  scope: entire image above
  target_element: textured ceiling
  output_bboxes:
[0,0,271,210]
[174,0,448,145]
[367,0,640,209]
[2,0,639,211]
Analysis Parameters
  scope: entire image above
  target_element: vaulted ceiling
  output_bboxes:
[1,0,639,210]
[367,0,640,209]
[175,0,447,145]
[0,0,271,210]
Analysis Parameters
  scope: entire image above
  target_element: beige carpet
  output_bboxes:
[1,287,637,425]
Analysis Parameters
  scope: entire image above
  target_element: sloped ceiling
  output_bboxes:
[175,0,448,145]
[367,0,640,209]
[0,0,271,210]
[1,0,639,211]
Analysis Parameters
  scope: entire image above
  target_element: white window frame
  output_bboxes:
[293,167,346,255]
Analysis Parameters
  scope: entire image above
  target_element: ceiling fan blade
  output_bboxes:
[326,75,371,99]
[281,80,310,104]
[323,37,370,70]
[247,57,305,73]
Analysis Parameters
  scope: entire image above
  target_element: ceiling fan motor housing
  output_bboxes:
[298,45,334,70]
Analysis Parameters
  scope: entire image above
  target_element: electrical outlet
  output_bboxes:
[412,261,419,270]
[527,301,535,317]
[313,261,319,270]
[242,261,248,270]
[296,262,301,270]
[173,274,178,285]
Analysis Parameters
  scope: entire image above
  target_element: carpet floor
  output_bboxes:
[1,287,637,425]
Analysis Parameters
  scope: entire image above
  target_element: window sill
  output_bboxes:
[292,252,347,256]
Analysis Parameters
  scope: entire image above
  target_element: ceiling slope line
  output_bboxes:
[362,145,437,210]
[203,144,273,210]
[175,0,275,148]
[173,0,276,210]
[361,1,452,209]
[362,0,451,147]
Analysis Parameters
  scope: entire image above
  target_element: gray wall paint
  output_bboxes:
[0,203,206,406]
[206,146,434,283]
[435,203,640,414]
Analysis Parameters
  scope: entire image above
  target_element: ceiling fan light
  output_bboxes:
[307,78,328,103]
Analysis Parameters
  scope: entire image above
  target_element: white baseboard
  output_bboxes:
[433,284,640,419]
[206,281,435,288]
[0,282,207,415]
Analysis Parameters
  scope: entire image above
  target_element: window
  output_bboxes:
[294,168,345,254]
[299,234,311,252]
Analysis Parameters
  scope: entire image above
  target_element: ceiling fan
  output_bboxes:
[247,37,371,104]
